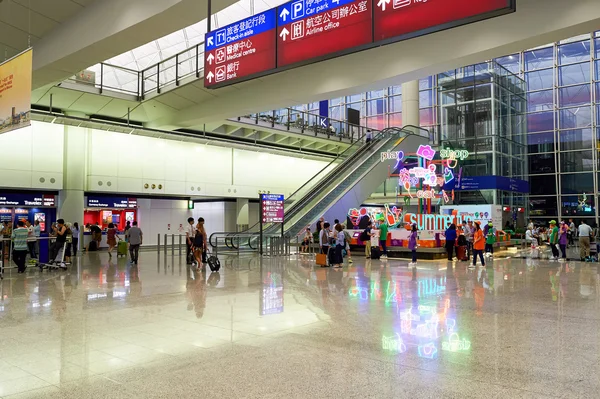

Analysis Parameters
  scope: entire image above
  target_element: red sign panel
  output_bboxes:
[374,0,514,42]
[204,10,277,88]
[277,0,372,68]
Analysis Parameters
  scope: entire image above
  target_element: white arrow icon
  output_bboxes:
[207,37,214,46]
[207,53,214,65]
[377,0,391,11]
[280,27,290,41]
[280,8,290,22]
[207,71,214,83]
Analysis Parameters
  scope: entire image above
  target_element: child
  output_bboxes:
[485,222,496,258]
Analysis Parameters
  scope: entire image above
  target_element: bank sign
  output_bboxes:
[205,0,515,88]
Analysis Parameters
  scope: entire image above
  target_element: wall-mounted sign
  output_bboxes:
[380,150,404,162]
[86,196,137,209]
[204,9,277,88]
[452,176,529,193]
[204,0,515,88]
[261,194,284,223]
[0,193,55,207]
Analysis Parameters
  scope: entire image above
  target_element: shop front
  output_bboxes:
[0,193,57,233]
[84,196,138,248]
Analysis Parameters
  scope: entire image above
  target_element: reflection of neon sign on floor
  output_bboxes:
[418,277,446,297]
[418,343,438,359]
[441,333,471,352]
[348,287,369,300]
[382,333,407,353]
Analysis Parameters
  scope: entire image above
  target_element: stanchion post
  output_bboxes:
[158,234,161,254]
[171,234,175,254]
[179,235,182,255]
[164,234,168,254]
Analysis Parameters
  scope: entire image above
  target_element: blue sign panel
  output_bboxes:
[453,176,529,193]
[0,193,55,207]
[206,10,277,51]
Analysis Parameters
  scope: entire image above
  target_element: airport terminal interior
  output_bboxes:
[0,0,600,397]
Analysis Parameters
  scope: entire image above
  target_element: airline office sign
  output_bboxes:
[204,0,515,88]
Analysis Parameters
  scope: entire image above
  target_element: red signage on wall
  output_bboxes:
[374,0,514,42]
[204,9,277,88]
[276,0,373,68]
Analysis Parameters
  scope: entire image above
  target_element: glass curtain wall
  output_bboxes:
[283,31,600,225]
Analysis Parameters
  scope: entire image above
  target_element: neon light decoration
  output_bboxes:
[382,334,407,353]
[417,343,438,359]
[440,148,469,161]
[380,150,404,163]
[416,145,436,160]
[441,333,471,352]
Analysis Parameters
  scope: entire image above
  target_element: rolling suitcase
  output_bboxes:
[117,240,128,257]
[370,247,381,260]
[327,246,337,266]
[207,249,221,272]
[456,245,468,261]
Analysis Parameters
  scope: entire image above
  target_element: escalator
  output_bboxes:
[209,125,429,251]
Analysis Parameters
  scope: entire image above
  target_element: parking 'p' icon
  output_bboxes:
[292,0,304,20]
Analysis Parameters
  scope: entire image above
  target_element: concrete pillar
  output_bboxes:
[236,198,249,231]
[58,123,87,226]
[401,80,420,127]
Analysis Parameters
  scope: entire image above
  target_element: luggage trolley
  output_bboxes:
[40,238,69,271]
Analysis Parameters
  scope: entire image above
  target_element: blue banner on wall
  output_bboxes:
[453,176,529,193]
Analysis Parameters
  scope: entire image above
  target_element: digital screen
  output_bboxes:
[373,0,515,43]
[261,194,284,223]
[276,0,373,68]
[204,9,277,88]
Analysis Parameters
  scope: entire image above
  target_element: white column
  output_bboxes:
[236,198,249,231]
[401,80,420,127]
[58,123,87,226]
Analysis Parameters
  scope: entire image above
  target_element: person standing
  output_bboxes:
[316,217,325,236]
[301,228,312,253]
[185,217,195,264]
[379,220,389,259]
[408,223,418,266]
[485,222,496,258]
[342,224,353,263]
[126,221,143,264]
[33,220,41,258]
[333,224,345,268]
[444,224,457,261]
[71,222,80,257]
[464,220,474,260]
[559,221,568,261]
[12,221,29,273]
[25,221,37,261]
[363,220,374,258]
[319,222,331,256]
[548,220,559,260]
[193,217,207,268]
[568,218,576,246]
[578,220,593,260]
[51,219,68,265]
[472,222,486,268]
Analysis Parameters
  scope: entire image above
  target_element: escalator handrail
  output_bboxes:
[278,125,430,237]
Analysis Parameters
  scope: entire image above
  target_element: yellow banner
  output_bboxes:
[0,49,32,135]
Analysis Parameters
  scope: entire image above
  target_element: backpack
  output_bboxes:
[360,230,369,241]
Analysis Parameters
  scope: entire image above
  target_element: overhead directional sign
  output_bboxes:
[204,0,516,88]
[276,0,373,68]
[374,0,514,43]
[204,9,277,88]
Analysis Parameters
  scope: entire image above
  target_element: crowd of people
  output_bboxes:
[526,218,595,261]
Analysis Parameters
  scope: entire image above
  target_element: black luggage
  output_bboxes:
[327,246,337,266]
[371,247,381,260]
[88,241,97,251]
[207,250,221,272]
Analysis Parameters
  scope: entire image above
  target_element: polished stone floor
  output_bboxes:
[0,247,599,398]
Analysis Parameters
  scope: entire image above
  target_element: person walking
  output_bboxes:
[578,220,593,260]
[472,222,485,268]
[126,221,143,264]
[71,222,80,257]
[379,219,389,259]
[548,220,559,261]
[559,221,568,261]
[106,223,119,257]
[185,217,195,264]
[485,222,496,258]
[408,223,418,266]
[444,224,457,261]
[12,221,29,273]
[25,221,37,261]
[342,224,353,263]
[301,228,312,253]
